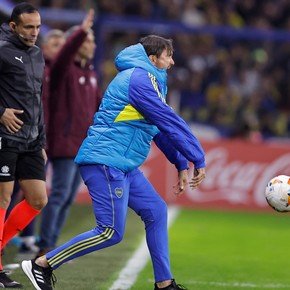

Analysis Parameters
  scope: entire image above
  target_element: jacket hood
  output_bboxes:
[0,23,30,49]
[115,43,167,95]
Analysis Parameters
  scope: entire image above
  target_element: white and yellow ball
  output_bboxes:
[265,175,290,212]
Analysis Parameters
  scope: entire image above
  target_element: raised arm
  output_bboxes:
[50,9,95,84]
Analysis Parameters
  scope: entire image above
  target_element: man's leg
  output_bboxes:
[38,158,78,253]
[128,169,173,288]
[51,164,82,248]
[6,181,38,257]
[6,181,21,215]
[22,164,130,288]
[2,179,47,249]
[0,182,14,269]
[7,181,39,260]
[0,152,23,288]
[2,149,47,250]
[46,164,130,268]
[0,150,18,261]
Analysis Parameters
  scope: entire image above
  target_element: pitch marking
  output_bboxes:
[187,280,290,288]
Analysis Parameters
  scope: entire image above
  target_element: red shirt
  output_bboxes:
[47,28,101,158]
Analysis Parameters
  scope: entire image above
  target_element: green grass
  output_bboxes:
[133,209,290,290]
[5,206,290,290]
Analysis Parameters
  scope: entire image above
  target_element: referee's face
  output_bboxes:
[10,12,41,47]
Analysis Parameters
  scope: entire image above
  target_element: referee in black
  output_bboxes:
[0,2,48,287]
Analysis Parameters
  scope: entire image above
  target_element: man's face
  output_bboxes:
[10,11,41,47]
[42,35,65,60]
[78,31,96,61]
[153,49,175,70]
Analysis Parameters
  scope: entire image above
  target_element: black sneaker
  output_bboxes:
[21,260,56,290]
[154,279,187,290]
[0,270,23,288]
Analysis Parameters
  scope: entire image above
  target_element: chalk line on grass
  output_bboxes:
[109,206,180,290]
[145,279,290,289]
[187,280,290,289]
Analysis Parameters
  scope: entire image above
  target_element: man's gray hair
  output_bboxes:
[65,25,94,39]
[42,29,64,44]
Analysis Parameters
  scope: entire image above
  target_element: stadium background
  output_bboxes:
[1,1,290,289]
[2,0,288,211]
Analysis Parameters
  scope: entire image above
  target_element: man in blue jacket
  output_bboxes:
[22,35,206,290]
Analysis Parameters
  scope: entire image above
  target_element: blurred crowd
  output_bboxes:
[11,0,290,139]
[15,0,290,30]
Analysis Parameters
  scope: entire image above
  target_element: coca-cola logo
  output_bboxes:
[185,147,290,207]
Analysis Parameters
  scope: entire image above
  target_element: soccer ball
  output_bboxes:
[265,175,290,212]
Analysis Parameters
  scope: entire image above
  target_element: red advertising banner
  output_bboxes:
[76,139,290,211]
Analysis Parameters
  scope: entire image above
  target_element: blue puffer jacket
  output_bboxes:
[75,43,205,172]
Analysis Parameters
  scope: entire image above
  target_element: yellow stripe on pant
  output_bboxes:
[48,228,115,267]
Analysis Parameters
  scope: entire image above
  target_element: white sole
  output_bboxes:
[21,261,42,290]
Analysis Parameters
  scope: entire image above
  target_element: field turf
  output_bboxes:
[134,209,290,290]
[4,205,290,290]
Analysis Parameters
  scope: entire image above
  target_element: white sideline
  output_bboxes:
[187,280,290,288]
[145,279,290,289]
[109,206,180,290]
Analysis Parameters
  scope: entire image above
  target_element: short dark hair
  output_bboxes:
[10,2,39,24]
[140,35,173,58]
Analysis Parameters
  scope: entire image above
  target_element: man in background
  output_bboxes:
[41,29,65,128]
[36,9,101,257]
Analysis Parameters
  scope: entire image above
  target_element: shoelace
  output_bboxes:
[51,272,57,287]
[176,284,187,290]
[155,282,187,290]
[43,268,57,287]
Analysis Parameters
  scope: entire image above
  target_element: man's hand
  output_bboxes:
[0,108,24,133]
[189,167,206,189]
[81,9,95,32]
[173,169,188,196]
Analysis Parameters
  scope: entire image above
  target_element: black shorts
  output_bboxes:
[0,149,46,182]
